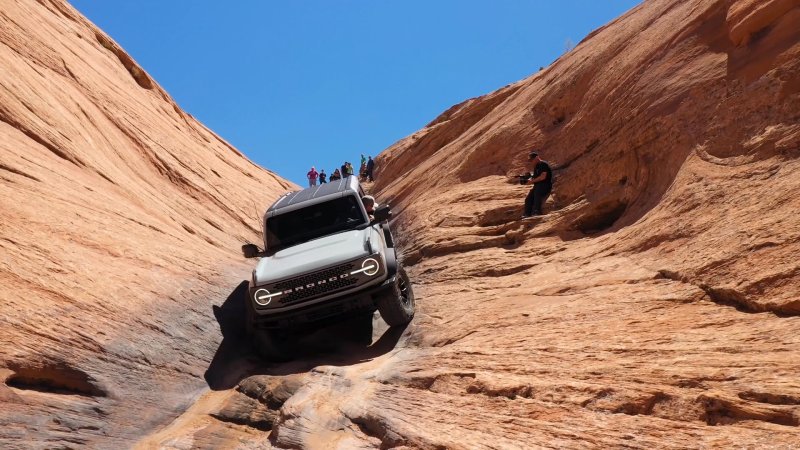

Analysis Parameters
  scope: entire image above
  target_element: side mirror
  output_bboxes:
[373,204,392,223]
[242,243,261,258]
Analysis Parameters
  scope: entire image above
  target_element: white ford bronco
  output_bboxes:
[242,176,414,358]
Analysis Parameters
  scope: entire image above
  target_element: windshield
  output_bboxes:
[266,195,366,252]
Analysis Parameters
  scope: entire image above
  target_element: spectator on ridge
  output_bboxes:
[366,156,375,182]
[359,154,367,180]
[307,166,318,187]
[329,168,341,181]
[319,169,327,184]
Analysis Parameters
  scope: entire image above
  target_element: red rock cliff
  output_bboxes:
[149,0,800,447]
[244,0,799,447]
[3,0,800,448]
[375,0,800,315]
[0,0,294,446]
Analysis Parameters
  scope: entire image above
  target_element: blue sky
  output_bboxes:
[71,1,641,186]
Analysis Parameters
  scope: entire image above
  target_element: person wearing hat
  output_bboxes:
[522,150,553,218]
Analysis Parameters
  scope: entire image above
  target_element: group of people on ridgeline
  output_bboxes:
[304,148,552,220]
[305,154,375,187]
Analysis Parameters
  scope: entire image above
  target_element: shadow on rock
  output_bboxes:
[204,281,253,391]
[204,281,408,390]
[267,318,409,377]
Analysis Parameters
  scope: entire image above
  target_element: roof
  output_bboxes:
[267,175,361,213]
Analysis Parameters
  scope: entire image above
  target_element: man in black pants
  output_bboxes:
[523,151,553,218]
[366,156,375,182]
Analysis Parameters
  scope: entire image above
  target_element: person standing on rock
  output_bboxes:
[359,154,367,180]
[366,156,375,182]
[319,169,327,184]
[307,166,318,187]
[522,151,553,218]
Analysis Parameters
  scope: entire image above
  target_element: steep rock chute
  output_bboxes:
[2,0,800,448]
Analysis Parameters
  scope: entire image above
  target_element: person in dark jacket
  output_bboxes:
[319,169,327,184]
[366,156,375,182]
[330,168,341,181]
[522,151,553,218]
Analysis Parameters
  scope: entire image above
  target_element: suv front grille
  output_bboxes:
[273,262,357,305]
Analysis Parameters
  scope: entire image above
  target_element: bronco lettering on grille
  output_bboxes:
[281,273,351,294]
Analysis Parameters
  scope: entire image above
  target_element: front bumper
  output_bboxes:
[248,275,396,330]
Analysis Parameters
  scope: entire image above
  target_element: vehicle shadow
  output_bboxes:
[203,281,408,390]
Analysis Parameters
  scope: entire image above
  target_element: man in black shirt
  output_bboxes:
[366,156,375,182]
[523,151,553,218]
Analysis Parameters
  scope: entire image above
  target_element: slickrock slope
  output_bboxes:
[0,0,294,447]
[151,0,799,448]
[360,0,800,447]
[4,0,800,448]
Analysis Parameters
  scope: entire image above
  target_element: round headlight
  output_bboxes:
[361,258,379,276]
[254,288,273,306]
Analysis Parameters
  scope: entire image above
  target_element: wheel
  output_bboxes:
[245,297,295,361]
[251,329,296,362]
[376,267,415,326]
[244,292,256,335]
[343,312,375,346]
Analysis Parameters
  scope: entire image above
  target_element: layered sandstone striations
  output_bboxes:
[356,0,800,446]
[198,0,799,448]
[0,0,294,447]
[3,0,800,448]
[145,0,800,448]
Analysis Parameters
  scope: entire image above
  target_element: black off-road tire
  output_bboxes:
[341,312,375,346]
[245,298,295,361]
[376,267,415,326]
[251,329,295,362]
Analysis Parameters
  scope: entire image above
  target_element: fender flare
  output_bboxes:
[381,223,395,248]
[384,247,398,278]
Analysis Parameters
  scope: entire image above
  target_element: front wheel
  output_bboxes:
[251,329,296,362]
[376,267,415,326]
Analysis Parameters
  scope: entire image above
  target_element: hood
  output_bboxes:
[254,228,377,284]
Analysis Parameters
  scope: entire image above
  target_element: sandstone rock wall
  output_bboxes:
[375,0,800,315]
[3,0,800,448]
[316,0,800,446]
[127,0,800,447]
[0,0,294,446]
[154,0,800,447]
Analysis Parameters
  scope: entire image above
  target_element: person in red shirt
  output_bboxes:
[307,166,319,187]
